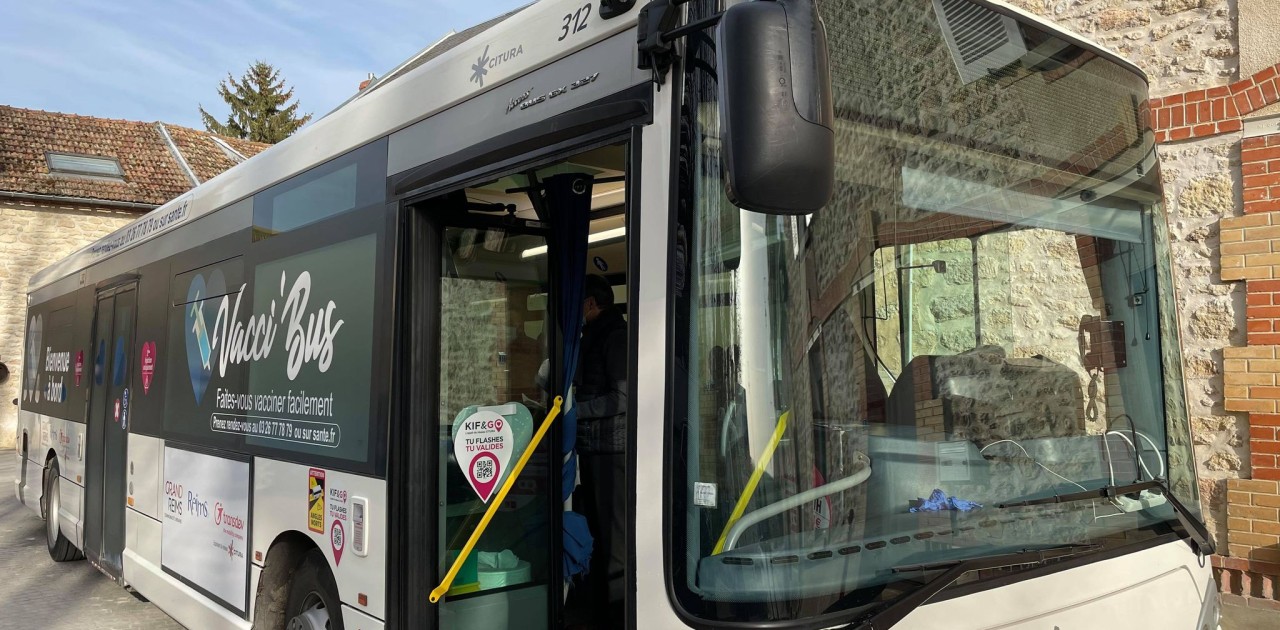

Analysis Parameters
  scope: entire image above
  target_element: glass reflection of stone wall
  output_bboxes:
[440,278,509,425]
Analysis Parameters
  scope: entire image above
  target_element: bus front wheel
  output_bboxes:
[43,461,83,562]
[285,549,344,630]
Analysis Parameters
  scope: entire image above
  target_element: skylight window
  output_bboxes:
[46,152,125,179]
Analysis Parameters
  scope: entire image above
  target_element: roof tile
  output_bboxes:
[0,105,270,206]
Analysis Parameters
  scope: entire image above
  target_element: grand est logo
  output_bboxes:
[184,270,344,404]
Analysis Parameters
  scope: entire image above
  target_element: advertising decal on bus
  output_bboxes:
[161,446,250,614]
[141,341,156,394]
[308,468,325,534]
[23,305,76,415]
[23,315,42,403]
[166,234,377,464]
[89,194,192,256]
[331,520,345,566]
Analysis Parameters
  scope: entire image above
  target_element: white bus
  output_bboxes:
[14,0,1221,628]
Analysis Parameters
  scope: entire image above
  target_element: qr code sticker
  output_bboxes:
[474,458,496,482]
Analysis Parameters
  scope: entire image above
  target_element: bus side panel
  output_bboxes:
[897,540,1215,629]
[342,603,385,630]
[127,432,163,519]
[123,433,164,572]
[123,435,251,630]
[18,412,84,490]
[121,542,250,630]
[14,408,42,511]
[253,458,387,622]
[15,410,87,544]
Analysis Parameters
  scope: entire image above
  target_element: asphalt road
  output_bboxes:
[0,455,181,629]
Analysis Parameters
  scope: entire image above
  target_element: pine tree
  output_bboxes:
[199,61,312,144]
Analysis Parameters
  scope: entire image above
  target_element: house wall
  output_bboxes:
[0,197,141,449]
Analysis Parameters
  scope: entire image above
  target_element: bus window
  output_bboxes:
[251,138,388,240]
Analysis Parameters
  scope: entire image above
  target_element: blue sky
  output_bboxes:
[0,0,529,130]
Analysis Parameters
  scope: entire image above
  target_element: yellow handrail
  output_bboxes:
[429,396,564,604]
[712,411,789,555]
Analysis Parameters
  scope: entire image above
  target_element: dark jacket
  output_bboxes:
[575,306,627,453]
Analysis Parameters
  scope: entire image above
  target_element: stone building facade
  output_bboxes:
[1003,0,1280,610]
[0,106,266,451]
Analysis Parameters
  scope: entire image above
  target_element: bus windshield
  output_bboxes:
[669,0,1200,623]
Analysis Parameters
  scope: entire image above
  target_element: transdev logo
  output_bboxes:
[214,502,245,531]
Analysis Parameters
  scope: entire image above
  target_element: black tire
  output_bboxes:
[284,549,344,630]
[43,461,84,562]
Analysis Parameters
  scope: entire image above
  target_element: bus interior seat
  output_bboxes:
[885,346,1084,445]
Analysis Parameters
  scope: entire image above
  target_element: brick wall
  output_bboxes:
[1221,480,1280,610]
[0,198,141,449]
[1216,134,1280,607]
[1243,135,1280,215]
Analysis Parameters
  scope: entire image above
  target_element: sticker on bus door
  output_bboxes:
[453,410,513,503]
[141,341,156,394]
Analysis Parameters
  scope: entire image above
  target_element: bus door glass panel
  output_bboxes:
[84,285,135,576]
[83,293,113,565]
[436,224,552,629]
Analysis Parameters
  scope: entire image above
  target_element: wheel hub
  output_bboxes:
[46,477,60,545]
[287,597,329,630]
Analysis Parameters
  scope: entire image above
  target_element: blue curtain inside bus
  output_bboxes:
[546,172,594,580]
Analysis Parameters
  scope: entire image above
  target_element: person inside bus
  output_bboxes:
[572,273,628,627]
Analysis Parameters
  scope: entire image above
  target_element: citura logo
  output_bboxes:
[470,43,523,87]
[471,45,491,86]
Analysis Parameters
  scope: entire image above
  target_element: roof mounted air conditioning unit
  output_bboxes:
[932,0,1027,84]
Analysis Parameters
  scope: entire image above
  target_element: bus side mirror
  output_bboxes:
[717,0,835,215]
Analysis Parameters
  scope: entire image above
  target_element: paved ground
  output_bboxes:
[0,455,181,629]
[1222,601,1280,630]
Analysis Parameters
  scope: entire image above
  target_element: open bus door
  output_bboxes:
[83,280,137,580]
[394,140,632,629]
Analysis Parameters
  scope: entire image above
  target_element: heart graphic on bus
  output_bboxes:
[23,315,42,403]
[183,270,226,405]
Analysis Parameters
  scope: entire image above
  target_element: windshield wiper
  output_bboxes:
[851,543,1104,630]
[994,479,1215,557]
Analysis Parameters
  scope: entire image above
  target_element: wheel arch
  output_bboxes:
[251,530,324,630]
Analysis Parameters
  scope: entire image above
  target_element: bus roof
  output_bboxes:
[28,0,1144,294]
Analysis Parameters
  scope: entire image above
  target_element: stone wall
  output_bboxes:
[0,198,140,449]
[1005,0,1236,97]
[1158,134,1246,548]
